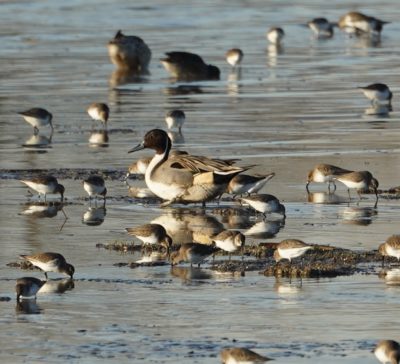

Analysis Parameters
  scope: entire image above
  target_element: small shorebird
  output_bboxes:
[334,171,379,201]
[373,340,400,364]
[170,243,218,267]
[160,51,220,81]
[338,12,389,36]
[220,347,273,363]
[128,129,245,206]
[358,83,392,105]
[126,223,172,251]
[83,175,107,205]
[266,27,285,44]
[107,30,151,72]
[378,235,400,266]
[306,164,352,192]
[241,194,286,218]
[87,103,110,126]
[228,172,275,197]
[18,108,53,135]
[19,252,75,279]
[212,230,245,259]
[307,18,334,38]
[274,239,313,264]
[15,277,45,302]
[20,176,65,202]
[225,48,244,68]
[165,110,186,134]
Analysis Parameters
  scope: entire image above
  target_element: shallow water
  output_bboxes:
[1,0,400,363]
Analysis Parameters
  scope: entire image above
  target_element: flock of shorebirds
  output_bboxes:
[11,9,400,364]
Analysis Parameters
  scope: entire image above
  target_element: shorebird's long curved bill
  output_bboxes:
[128,142,145,153]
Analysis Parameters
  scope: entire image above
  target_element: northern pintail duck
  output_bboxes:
[334,170,379,200]
[306,164,352,192]
[128,129,245,206]
[358,83,392,105]
[373,340,400,364]
[107,30,151,72]
[170,243,218,267]
[19,252,75,279]
[161,51,220,81]
[379,235,400,265]
[273,239,313,264]
[15,277,45,302]
[338,12,389,36]
[225,48,244,68]
[18,108,53,135]
[220,347,273,363]
[307,18,334,38]
[83,175,107,204]
[228,172,275,197]
[20,176,65,202]
[241,194,286,218]
[126,223,172,251]
[266,27,285,44]
[165,109,186,133]
[87,103,110,125]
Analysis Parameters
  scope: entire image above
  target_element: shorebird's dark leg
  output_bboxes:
[381,255,385,268]
[44,194,47,203]
[44,272,48,280]
[34,126,39,135]
[103,196,106,207]
[347,189,351,200]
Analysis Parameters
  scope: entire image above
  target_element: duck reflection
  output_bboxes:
[244,220,285,239]
[88,130,109,148]
[152,209,224,245]
[15,300,42,315]
[170,266,213,283]
[218,208,254,229]
[82,206,106,226]
[22,133,52,149]
[307,191,348,204]
[109,69,149,88]
[163,85,203,96]
[364,104,392,116]
[20,202,66,219]
[39,278,75,294]
[127,186,157,199]
[379,268,400,286]
[339,206,377,226]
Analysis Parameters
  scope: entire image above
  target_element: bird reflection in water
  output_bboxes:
[307,191,348,205]
[274,277,303,294]
[39,278,75,294]
[244,219,285,239]
[364,104,392,116]
[88,129,109,148]
[82,206,106,226]
[170,266,213,283]
[339,206,378,226]
[379,268,400,286]
[162,85,203,96]
[16,299,42,315]
[22,133,53,149]
[267,43,284,67]
[167,131,185,145]
[20,201,67,219]
[109,68,149,88]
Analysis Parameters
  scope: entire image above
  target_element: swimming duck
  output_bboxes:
[338,12,389,36]
[160,51,220,81]
[128,129,245,206]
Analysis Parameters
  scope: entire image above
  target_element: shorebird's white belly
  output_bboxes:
[137,234,158,245]
[88,108,102,121]
[23,116,48,128]
[313,170,331,183]
[339,180,366,190]
[214,239,237,253]
[83,182,104,196]
[374,346,389,363]
[386,245,400,260]
[23,181,55,195]
[279,247,311,260]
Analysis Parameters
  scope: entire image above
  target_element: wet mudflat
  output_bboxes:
[1,0,400,363]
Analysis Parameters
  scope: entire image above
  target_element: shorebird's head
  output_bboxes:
[56,184,65,201]
[63,263,75,278]
[162,235,173,253]
[273,249,282,262]
[234,232,246,248]
[128,129,171,155]
[169,251,181,266]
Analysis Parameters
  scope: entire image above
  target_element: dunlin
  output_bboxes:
[220,347,273,363]
[160,51,220,81]
[241,194,286,218]
[107,30,151,72]
[306,164,352,191]
[358,83,392,105]
[165,110,186,134]
[274,239,313,263]
[334,170,379,200]
[225,48,244,68]
[18,108,53,134]
[20,176,65,202]
[126,223,172,251]
[170,243,218,267]
[212,230,245,258]
[19,252,75,279]
[379,235,400,265]
[373,340,400,364]
[128,129,245,206]
[228,172,275,197]
[15,277,45,302]
[266,27,285,44]
[338,12,389,36]
[87,103,110,125]
[83,175,107,204]
[307,18,334,38]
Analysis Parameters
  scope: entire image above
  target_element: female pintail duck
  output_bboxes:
[160,51,220,81]
[338,12,389,36]
[128,129,245,206]
[107,30,151,72]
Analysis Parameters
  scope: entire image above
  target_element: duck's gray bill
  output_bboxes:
[128,142,144,153]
